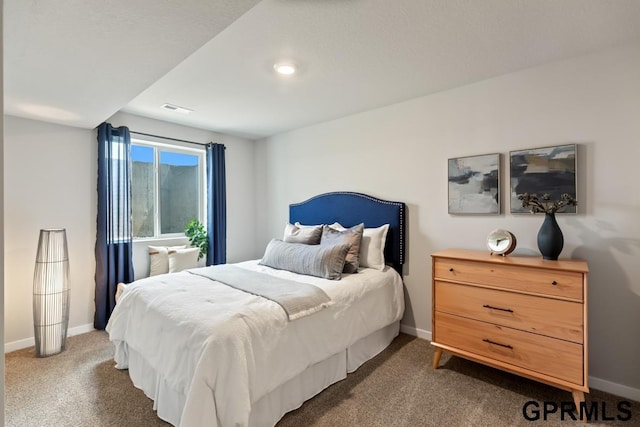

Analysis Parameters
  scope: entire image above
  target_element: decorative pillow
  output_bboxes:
[359,224,390,270]
[321,223,364,273]
[331,223,389,271]
[259,239,351,280]
[168,247,200,273]
[115,282,129,304]
[294,222,319,228]
[148,245,186,276]
[283,223,322,244]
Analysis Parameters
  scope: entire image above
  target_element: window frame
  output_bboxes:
[131,138,206,241]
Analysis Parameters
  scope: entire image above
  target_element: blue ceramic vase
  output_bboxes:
[537,213,564,260]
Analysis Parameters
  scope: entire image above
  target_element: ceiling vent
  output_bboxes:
[161,103,193,114]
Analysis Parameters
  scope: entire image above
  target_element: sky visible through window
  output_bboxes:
[131,145,198,166]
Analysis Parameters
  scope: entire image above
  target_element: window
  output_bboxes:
[131,140,205,239]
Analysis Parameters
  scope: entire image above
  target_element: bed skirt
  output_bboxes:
[121,321,400,427]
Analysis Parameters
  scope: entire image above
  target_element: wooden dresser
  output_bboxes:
[431,249,589,407]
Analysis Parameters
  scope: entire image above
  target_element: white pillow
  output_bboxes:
[168,247,200,273]
[115,282,127,303]
[294,222,321,228]
[148,245,186,276]
[331,223,389,271]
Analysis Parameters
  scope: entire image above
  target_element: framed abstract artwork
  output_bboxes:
[510,144,577,214]
[448,153,500,214]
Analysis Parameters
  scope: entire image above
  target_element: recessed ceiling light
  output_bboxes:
[273,62,297,75]
[161,103,193,114]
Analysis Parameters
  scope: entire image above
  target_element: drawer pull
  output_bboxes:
[482,304,514,313]
[449,268,454,272]
[551,280,558,285]
[483,338,513,350]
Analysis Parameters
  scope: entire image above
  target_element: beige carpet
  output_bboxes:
[5,331,638,426]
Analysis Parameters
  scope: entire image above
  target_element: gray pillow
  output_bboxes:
[259,239,352,280]
[283,223,322,244]
[321,223,364,273]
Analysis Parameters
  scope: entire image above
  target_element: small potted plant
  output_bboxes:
[518,193,577,260]
[184,219,208,261]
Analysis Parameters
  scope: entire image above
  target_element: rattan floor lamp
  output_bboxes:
[33,228,70,357]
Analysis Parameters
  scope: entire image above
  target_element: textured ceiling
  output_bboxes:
[3,0,262,129]
[5,0,640,139]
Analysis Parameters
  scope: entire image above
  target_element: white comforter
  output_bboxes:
[106,260,404,427]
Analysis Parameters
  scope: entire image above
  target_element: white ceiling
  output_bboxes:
[4,0,262,129]
[5,0,640,140]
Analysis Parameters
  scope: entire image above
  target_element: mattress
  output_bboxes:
[106,260,404,426]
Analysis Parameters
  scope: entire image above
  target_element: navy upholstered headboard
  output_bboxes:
[289,192,406,276]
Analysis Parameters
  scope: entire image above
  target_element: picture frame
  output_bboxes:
[448,153,500,214]
[509,144,577,214]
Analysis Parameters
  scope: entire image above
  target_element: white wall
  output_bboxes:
[255,43,640,398]
[4,112,257,349]
[4,117,96,348]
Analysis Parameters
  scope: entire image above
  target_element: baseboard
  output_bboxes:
[399,323,431,341]
[398,325,640,402]
[589,376,640,402]
[4,323,95,354]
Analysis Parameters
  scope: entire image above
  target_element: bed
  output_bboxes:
[106,191,406,427]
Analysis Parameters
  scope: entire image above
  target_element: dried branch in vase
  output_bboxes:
[518,193,577,214]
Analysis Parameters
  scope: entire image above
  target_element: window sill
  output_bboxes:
[133,236,189,244]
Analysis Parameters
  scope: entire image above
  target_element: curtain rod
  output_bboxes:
[130,130,209,147]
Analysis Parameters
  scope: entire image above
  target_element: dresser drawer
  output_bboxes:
[435,312,583,385]
[434,258,583,300]
[435,281,583,343]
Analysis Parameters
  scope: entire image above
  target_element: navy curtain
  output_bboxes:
[206,143,227,265]
[94,123,135,329]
